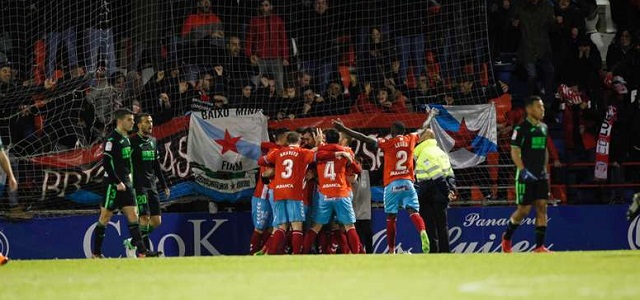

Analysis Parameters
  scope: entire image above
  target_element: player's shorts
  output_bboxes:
[272,200,306,226]
[251,196,273,231]
[268,189,279,228]
[384,179,419,214]
[102,182,136,211]
[314,193,356,225]
[515,179,549,206]
[135,187,161,216]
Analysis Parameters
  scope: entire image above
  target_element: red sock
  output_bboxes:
[249,230,263,254]
[268,228,286,255]
[318,230,329,254]
[346,227,362,254]
[334,230,350,254]
[328,230,339,254]
[302,229,318,254]
[292,230,304,254]
[285,230,293,254]
[409,213,426,232]
[260,229,272,248]
[387,217,396,254]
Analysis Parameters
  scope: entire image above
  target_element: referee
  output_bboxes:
[414,129,456,253]
[501,96,551,253]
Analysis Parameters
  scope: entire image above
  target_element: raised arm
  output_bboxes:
[332,119,377,148]
[415,107,439,137]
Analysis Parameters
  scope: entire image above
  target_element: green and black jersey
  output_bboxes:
[130,133,167,190]
[510,118,548,176]
[103,129,133,185]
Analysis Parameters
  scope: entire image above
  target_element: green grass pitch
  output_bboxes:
[1,251,639,299]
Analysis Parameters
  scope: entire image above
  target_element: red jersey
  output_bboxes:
[377,134,418,186]
[259,146,315,201]
[253,143,282,199]
[315,145,352,198]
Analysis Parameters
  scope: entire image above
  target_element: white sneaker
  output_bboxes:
[123,238,137,258]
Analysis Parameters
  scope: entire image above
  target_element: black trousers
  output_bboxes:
[355,219,373,254]
[417,180,450,253]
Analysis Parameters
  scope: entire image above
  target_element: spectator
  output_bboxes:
[450,75,508,105]
[85,71,125,136]
[554,0,585,38]
[562,35,602,105]
[615,32,640,91]
[82,0,118,75]
[295,71,313,98]
[360,27,393,88]
[607,30,633,74]
[272,84,302,120]
[42,0,80,79]
[295,0,340,94]
[231,82,258,109]
[181,0,226,79]
[351,83,382,114]
[488,0,520,59]
[0,62,56,150]
[298,88,326,117]
[245,0,290,96]
[130,0,167,72]
[222,36,259,97]
[511,0,557,107]
[404,73,441,110]
[351,85,407,114]
[324,82,352,116]
[389,0,428,85]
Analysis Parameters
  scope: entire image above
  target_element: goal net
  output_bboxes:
[0,0,509,216]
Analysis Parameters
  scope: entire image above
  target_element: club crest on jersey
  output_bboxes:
[511,129,518,141]
[105,141,113,151]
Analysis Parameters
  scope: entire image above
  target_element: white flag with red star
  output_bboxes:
[427,104,497,169]
[187,109,269,201]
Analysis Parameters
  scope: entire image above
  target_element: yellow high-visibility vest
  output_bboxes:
[414,139,453,181]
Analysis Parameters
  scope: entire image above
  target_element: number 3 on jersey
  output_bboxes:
[281,159,294,179]
[395,150,408,171]
[323,161,336,181]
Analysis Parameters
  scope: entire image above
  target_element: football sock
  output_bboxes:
[127,222,146,252]
[291,230,304,254]
[268,228,286,255]
[334,230,350,254]
[302,229,318,254]
[535,226,547,248]
[504,218,520,240]
[346,227,362,254]
[387,217,397,254]
[250,230,263,254]
[409,213,426,232]
[93,222,106,255]
[141,225,152,251]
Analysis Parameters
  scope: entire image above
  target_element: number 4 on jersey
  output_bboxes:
[324,161,336,181]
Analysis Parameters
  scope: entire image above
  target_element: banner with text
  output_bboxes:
[187,109,269,202]
[0,205,635,259]
[23,116,193,206]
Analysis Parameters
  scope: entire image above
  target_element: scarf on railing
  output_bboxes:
[594,105,617,180]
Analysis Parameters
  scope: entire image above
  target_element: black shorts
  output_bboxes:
[515,179,549,206]
[102,183,136,211]
[135,187,161,216]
